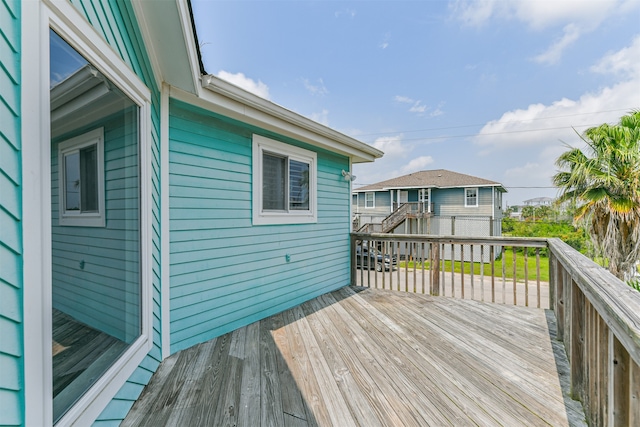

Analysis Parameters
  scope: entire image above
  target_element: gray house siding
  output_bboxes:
[433,187,494,217]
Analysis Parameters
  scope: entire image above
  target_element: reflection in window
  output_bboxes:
[50,29,141,423]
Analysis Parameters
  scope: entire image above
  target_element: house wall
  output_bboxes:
[62,1,163,424]
[0,0,24,425]
[51,111,140,342]
[168,100,352,353]
[433,187,494,217]
[353,190,391,223]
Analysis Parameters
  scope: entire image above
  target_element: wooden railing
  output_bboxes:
[351,233,640,425]
[548,238,640,426]
[351,232,548,307]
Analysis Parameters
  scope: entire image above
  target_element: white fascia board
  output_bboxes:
[192,75,383,163]
[131,0,200,94]
[353,183,506,193]
[434,183,505,190]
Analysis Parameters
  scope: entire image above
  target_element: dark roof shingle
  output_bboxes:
[354,169,505,192]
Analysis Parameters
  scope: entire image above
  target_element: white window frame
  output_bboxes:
[22,2,153,426]
[465,187,478,207]
[57,128,105,227]
[252,134,317,225]
[365,192,375,208]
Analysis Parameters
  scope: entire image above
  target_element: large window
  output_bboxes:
[58,128,105,226]
[50,28,145,424]
[465,188,478,207]
[253,135,317,225]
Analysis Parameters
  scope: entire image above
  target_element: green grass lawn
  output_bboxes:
[399,249,549,282]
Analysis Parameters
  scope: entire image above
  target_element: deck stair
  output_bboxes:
[357,202,431,234]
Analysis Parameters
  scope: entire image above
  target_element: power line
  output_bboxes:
[373,122,602,143]
[357,107,634,138]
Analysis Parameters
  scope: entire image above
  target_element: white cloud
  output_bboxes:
[216,70,270,99]
[430,103,445,117]
[409,102,427,114]
[301,78,328,96]
[451,0,639,63]
[379,32,391,49]
[309,109,330,126]
[532,23,581,65]
[401,156,434,174]
[371,134,407,157]
[451,0,624,30]
[474,35,640,152]
[395,95,431,116]
[472,36,640,203]
[335,9,356,18]
[591,35,640,77]
[395,95,413,104]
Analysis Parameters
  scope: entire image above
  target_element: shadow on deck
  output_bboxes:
[122,286,586,426]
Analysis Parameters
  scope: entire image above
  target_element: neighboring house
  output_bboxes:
[352,169,506,236]
[0,1,382,425]
[523,197,554,206]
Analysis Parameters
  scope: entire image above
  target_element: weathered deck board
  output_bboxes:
[123,286,586,426]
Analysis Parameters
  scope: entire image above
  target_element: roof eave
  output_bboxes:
[131,0,200,94]
[197,74,383,163]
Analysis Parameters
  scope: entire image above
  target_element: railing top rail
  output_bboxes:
[548,238,640,366]
[351,232,548,248]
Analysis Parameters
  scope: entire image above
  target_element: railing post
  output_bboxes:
[549,252,556,311]
[350,235,357,286]
[571,281,585,401]
[430,242,440,296]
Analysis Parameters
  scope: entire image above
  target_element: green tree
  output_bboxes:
[553,111,640,280]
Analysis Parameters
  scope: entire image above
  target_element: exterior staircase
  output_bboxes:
[357,202,432,233]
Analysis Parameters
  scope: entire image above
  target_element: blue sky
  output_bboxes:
[192,0,640,206]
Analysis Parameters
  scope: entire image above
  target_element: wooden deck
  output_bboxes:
[122,286,586,426]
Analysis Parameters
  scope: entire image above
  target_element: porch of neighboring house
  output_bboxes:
[122,286,585,427]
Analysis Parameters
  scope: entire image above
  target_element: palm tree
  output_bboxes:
[553,111,640,280]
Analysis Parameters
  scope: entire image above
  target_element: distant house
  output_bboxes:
[352,169,506,237]
[523,197,554,206]
[1,1,382,425]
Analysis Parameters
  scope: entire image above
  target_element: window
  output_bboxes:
[253,134,317,225]
[58,128,105,226]
[419,189,430,212]
[46,22,150,426]
[465,188,478,207]
[419,189,429,203]
[365,192,375,208]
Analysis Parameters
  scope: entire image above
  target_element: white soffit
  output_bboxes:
[132,0,200,94]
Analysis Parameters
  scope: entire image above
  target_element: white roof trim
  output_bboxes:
[353,183,506,192]
[179,74,383,163]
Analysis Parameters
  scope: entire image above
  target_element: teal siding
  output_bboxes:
[51,112,140,342]
[168,100,352,353]
[62,0,162,423]
[0,0,23,426]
